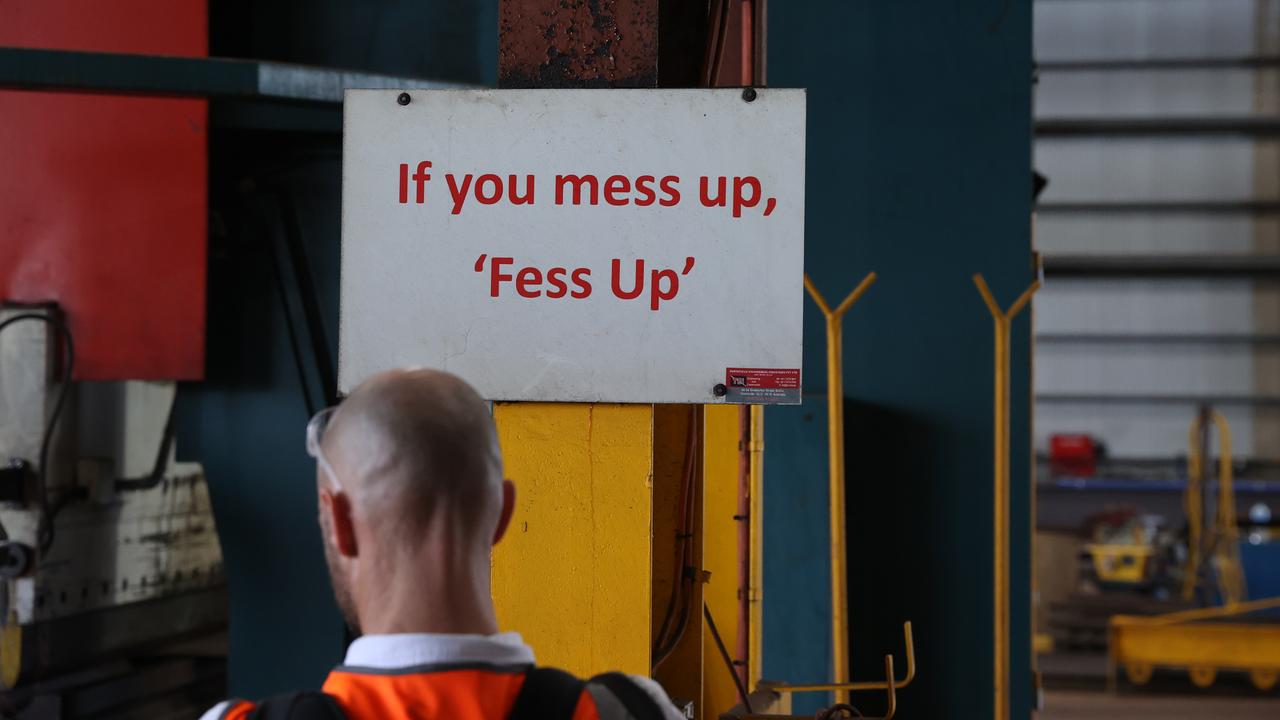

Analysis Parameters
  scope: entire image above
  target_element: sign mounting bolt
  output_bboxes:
[397,92,411,106]
[742,87,757,103]
[713,383,728,397]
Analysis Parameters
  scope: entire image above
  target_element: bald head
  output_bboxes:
[314,369,513,634]
[323,368,504,542]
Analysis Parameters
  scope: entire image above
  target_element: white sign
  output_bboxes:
[339,89,805,403]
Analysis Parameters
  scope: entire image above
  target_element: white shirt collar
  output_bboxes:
[340,632,536,669]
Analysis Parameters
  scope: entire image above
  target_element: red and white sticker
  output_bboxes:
[724,367,801,404]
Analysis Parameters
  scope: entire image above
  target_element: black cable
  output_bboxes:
[653,584,692,669]
[260,194,318,419]
[0,312,74,554]
[274,192,339,408]
[652,571,684,666]
[653,455,693,652]
[700,0,725,87]
[250,183,341,419]
[707,0,732,86]
[245,157,344,411]
[652,409,699,671]
[703,603,753,714]
[114,391,178,491]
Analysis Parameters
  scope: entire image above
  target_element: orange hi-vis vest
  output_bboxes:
[218,663,672,720]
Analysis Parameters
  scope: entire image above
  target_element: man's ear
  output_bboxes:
[320,488,359,558]
[492,480,516,545]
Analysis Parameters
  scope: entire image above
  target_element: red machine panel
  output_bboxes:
[0,0,208,380]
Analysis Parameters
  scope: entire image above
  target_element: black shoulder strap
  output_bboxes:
[237,670,665,720]
[508,667,587,720]
[246,691,347,720]
[588,672,668,720]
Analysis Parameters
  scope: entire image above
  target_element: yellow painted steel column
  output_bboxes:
[491,403,655,677]
[974,276,1039,720]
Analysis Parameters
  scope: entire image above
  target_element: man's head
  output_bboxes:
[311,368,515,634]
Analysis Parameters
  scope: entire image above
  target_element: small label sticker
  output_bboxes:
[724,367,801,404]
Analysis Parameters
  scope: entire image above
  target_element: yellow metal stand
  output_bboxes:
[751,656,899,720]
[973,274,1039,720]
[1183,410,1246,605]
[759,622,915,720]
[777,272,916,719]
[803,272,876,705]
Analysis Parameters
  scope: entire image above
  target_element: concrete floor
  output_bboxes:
[1040,690,1280,720]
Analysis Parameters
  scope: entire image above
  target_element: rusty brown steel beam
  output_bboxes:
[499,0,658,88]
[498,0,708,89]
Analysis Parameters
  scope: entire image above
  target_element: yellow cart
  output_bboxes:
[1109,597,1280,692]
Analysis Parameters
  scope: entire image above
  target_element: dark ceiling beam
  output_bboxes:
[0,45,469,103]
[1038,56,1280,72]
[1036,116,1280,137]
[1043,254,1280,279]
[1037,200,1280,215]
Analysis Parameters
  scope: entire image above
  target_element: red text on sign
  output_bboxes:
[399,162,779,218]
[554,174,681,207]
[699,175,776,217]
[473,254,697,310]
[445,173,536,214]
[610,257,696,310]
[475,255,592,299]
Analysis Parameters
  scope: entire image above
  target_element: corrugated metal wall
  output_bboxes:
[1035,0,1280,459]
